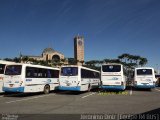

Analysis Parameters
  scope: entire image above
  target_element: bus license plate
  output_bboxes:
[115,82,120,84]
[142,83,148,85]
[10,84,13,87]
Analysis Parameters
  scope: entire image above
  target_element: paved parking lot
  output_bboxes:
[0,87,160,120]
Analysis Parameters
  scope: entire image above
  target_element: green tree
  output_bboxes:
[3,58,13,61]
[68,58,78,65]
[22,56,29,63]
[118,53,130,63]
[104,59,120,64]
[13,57,20,63]
[139,57,148,67]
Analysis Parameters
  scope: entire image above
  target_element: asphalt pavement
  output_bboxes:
[0,87,159,120]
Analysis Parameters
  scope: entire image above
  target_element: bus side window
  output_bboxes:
[33,68,38,77]
[47,70,51,78]
[81,69,85,78]
[26,67,34,78]
[50,70,54,78]
[26,69,31,78]
[95,72,99,78]
[86,70,90,78]
[0,64,5,74]
[42,69,47,78]
[53,70,59,78]
[38,68,43,78]
[90,71,93,78]
[91,71,94,78]
[81,69,89,78]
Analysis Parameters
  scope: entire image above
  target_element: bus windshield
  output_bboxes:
[61,67,78,76]
[137,69,152,75]
[0,64,5,74]
[5,65,22,75]
[102,65,121,72]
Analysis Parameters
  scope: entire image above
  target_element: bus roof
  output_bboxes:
[5,63,60,70]
[0,60,15,64]
[61,65,100,73]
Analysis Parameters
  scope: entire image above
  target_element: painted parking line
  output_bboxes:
[5,94,55,104]
[81,92,96,99]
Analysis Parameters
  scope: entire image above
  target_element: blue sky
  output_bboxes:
[0,0,160,69]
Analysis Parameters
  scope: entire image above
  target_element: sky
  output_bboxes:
[0,0,160,69]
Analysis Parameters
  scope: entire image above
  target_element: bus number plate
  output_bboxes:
[10,84,13,87]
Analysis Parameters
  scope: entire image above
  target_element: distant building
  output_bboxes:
[74,35,84,65]
[42,48,64,61]
[22,48,65,62]
[21,35,85,66]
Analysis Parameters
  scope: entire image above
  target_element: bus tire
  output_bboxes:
[44,85,50,94]
[88,84,91,92]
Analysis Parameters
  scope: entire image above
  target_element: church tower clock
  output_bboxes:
[74,35,84,65]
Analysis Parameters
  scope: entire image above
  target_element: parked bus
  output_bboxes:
[3,63,60,94]
[134,67,156,89]
[0,60,15,92]
[59,65,100,91]
[101,64,127,91]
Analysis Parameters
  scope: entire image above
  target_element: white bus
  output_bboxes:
[0,60,15,92]
[3,63,60,94]
[59,66,100,91]
[101,64,127,91]
[134,67,156,89]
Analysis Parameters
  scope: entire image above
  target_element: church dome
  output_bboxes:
[42,48,55,53]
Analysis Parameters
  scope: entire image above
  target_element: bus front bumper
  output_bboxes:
[101,85,125,91]
[3,87,24,92]
[58,86,81,91]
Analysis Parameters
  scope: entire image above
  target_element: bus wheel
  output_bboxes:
[44,85,50,94]
[88,84,91,92]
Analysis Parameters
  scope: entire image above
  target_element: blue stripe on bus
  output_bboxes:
[3,87,24,92]
[58,86,81,91]
[134,85,155,89]
[101,85,125,90]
